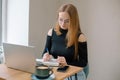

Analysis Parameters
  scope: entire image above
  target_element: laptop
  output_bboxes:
[3,43,36,73]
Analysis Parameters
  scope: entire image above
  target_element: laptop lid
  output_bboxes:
[3,43,36,73]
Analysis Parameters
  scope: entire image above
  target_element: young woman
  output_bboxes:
[42,4,88,80]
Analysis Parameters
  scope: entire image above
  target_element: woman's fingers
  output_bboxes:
[57,56,67,66]
[43,53,50,61]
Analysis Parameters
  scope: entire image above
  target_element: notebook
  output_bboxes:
[3,43,36,73]
[36,58,59,67]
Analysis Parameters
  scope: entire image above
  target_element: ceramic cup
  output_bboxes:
[35,66,53,79]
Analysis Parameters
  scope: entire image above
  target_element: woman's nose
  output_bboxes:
[61,21,65,26]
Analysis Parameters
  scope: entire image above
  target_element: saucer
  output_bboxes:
[31,74,55,80]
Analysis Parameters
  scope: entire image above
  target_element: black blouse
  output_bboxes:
[42,29,88,67]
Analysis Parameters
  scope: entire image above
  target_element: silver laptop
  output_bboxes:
[3,43,36,73]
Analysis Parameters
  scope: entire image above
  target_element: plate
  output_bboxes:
[31,74,55,80]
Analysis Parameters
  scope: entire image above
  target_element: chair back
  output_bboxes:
[83,64,89,78]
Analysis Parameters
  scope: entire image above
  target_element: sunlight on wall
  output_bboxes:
[7,0,29,45]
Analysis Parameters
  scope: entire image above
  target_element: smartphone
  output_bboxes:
[57,66,69,72]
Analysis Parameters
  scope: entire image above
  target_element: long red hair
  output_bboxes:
[54,4,81,59]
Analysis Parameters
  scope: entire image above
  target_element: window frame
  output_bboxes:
[0,0,2,46]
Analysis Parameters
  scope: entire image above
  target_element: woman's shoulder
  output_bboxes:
[47,28,54,36]
[78,33,87,42]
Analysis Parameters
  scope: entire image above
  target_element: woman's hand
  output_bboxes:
[42,53,52,61]
[57,56,67,66]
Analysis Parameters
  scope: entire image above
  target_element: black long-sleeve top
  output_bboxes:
[42,29,88,67]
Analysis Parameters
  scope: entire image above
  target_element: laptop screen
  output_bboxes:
[3,43,36,73]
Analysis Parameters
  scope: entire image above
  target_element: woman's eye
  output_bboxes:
[59,18,69,23]
[64,20,69,23]
[59,19,63,22]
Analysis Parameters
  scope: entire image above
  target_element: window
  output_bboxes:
[0,0,2,46]
[1,0,29,46]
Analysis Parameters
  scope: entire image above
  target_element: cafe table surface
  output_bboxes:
[0,64,83,80]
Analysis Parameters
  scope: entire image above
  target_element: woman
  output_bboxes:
[42,4,88,80]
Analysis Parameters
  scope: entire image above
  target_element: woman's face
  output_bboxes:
[58,12,70,30]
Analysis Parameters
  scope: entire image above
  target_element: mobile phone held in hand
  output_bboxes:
[57,66,69,72]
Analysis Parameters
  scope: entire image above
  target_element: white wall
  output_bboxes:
[6,0,29,45]
[86,0,120,80]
